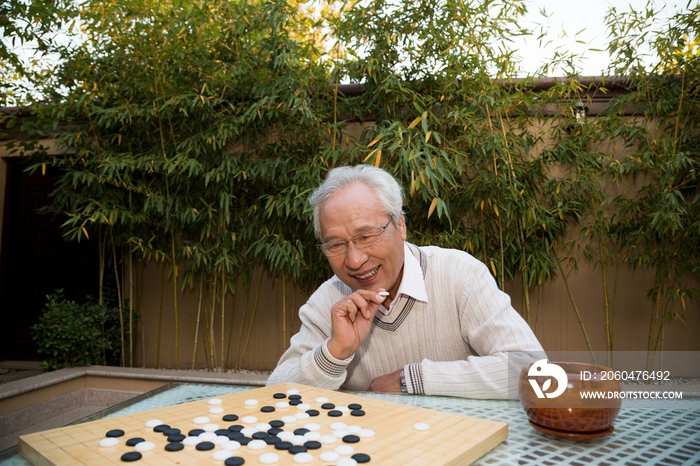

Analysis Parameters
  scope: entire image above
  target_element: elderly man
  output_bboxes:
[267,165,544,398]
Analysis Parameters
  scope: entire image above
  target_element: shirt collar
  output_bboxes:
[379,242,429,315]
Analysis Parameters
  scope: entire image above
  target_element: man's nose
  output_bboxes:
[344,242,368,269]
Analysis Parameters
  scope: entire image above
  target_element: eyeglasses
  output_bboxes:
[318,219,392,257]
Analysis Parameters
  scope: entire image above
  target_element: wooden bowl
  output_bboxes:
[519,361,622,436]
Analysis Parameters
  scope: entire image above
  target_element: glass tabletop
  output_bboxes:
[1,383,699,465]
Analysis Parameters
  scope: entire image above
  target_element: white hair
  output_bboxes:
[309,165,404,239]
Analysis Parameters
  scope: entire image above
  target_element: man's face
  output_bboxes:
[318,182,406,294]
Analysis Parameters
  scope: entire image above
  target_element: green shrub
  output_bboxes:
[31,290,125,370]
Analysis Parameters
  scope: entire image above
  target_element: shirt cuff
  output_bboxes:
[314,339,354,379]
[404,363,424,394]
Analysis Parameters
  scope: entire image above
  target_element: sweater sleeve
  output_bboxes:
[404,253,545,399]
[266,281,354,389]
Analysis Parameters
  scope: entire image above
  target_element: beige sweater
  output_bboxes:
[267,243,544,399]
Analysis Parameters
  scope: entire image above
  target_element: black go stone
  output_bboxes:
[223,414,239,422]
[153,424,170,433]
[165,442,184,452]
[288,399,302,406]
[260,406,275,413]
[275,441,293,450]
[167,434,185,443]
[304,440,322,450]
[196,441,215,451]
[252,432,268,440]
[215,429,230,436]
[120,452,142,462]
[228,425,244,432]
[348,403,363,410]
[188,429,205,436]
[267,428,283,435]
[228,432,244,440]
[273,393,287,399]
[288,445,307,454]
[264,436,281,445]
[352,453,371,463]
[162,428,181,436]
[288,394,302,401]
[269,420,285,428]
[343,434,360,443]
[125,438,144,447]
[305,409,320,417]
[293,428,310,435]
[328,410,343,417]
[351,409,366,417]
[238,437,252,445]
[321,403,336,410]
[225,457,246,466]
[106,429,125,438]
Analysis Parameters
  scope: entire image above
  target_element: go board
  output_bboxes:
[18,383,507,466]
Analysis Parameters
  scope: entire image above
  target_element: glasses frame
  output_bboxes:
[318,219,392,257]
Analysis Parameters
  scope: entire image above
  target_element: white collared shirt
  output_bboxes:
[379,242,429,316]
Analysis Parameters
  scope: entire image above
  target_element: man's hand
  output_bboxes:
[327,289,386,360]
[368,368,403,393]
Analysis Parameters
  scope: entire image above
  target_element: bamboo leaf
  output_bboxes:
[428,197,438,218]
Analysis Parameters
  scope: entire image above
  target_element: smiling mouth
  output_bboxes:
[352,266,379,281]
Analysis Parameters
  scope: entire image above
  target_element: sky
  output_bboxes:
[515,0,691,76]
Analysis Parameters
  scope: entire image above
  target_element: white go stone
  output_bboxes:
[358,428,375,438]
[240,427,257,437]
[212,450,233,461]
[336,405,349,413]
[335,445,354,455]
[290,435,307,446]
[292,452,314,464]
[193,416,210,424]
[145,419,163,428]
[337,459,358,466]
[319,434,337,444]
[294,412,310,420]
[209,407,224,414]
[276,431,294,441]
[319,451,340,462]
[213,435,230,445]
[346,425,362,434]
[333,429,350,438]
[296,403,311,410]
[98,438,119,448]
[247,439,267,450]
[330,422,347,430]
[315,397,329,403]
[281,415,297,424]
[259,452,280,464]
[286,389,300,395]
[198,432,217,441]
[222,441,241,450]
[241,415,258,424]
[303,432,321,441]
[202,423,220,432]
[275,401,290,409]
[255,423,272,432]
[304,422,321,431]
[244,399,259,406]
[134,441,155,452]
[208,398,223,405]
[413,422,431,431]
[183,436,201,445]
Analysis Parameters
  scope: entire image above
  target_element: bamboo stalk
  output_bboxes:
[191,277,204,370]
[110,230,125,367]
[220,269,226,372]
[170,232,179,369]
[224,290,238,369]
[235,283,252,371]
[156,263,165,368]
[240,271,265,370]
[281,277,287,350]
[556,255,596,363]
